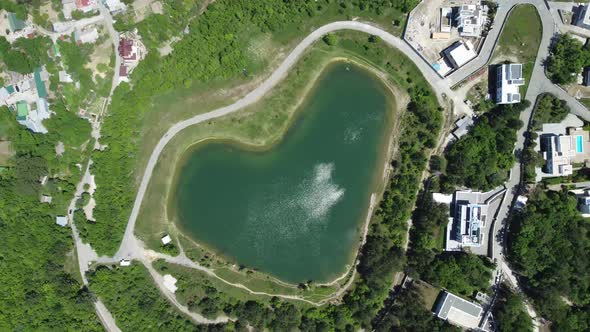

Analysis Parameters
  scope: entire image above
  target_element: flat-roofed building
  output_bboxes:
[577,4,590,30]
[443,41,477,69]
[441,7,452,33]
[446,190,489,251]
[542,127,590,177]
[455,2,489,38]
[496,63,525,104]
[434,291,484,330]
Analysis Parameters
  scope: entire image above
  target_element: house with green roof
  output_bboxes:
[7,12,26,33]
[53,44,61,58]
[16,101,28,121]
[34,67,48,98]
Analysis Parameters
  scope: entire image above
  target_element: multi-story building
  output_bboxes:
[496,63,525,104]
[455,2,489,38]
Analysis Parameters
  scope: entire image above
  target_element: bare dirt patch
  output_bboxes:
[0,141,12,165]
[405,0,465,62]
[85,27,114,81]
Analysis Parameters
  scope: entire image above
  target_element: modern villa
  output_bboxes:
[496,63,525,104]
[445,190,488,251]
[443,40,477,69]
[541,127,590,177]
[455,2,489,38]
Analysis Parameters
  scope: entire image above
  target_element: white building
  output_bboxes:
[56,216,68,227]
[161,234,172,245]
[74,27,99,44]
[446,191,488,251]
[496,63,525,104]
[120,259,131,266]
[104,0,127,13]
[542,127,590,177]
[455,2,489,38]
[59,71,74,83]
[443,40,477,68]
[577,4,590,30]
[434,291,485,330]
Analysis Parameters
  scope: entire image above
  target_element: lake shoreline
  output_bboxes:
[164,59,403,285]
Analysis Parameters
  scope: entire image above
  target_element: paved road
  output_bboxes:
[35,15,104,42]
[115,20,473,260]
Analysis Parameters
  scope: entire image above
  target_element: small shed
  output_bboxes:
[161,234,172,245]
[40,195,52,203]
[56,216,68,227]
[120,259,131,266]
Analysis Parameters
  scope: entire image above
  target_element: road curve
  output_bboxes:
[115,20,469,258]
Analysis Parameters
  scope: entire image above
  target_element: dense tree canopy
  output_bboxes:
[547,34,590,85]
[444,102,526,191]
[509,190,590,330]
[493,284,533,332]
[0,107,101,330]
[0,36,52,74]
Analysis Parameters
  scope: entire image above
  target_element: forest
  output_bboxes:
[443,102,527,191]
[508,190,590,331]
[0,104,100,330]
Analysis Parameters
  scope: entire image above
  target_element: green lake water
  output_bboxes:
[172,63,394,283]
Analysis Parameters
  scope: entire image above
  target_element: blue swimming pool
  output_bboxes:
[576,135,584,153]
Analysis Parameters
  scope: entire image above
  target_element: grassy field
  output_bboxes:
[153,259,319,310]
[493,4,542,96]
[133,30,442,296]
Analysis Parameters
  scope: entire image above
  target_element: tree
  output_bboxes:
[322,33,337,46]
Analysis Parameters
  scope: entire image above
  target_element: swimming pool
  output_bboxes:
[576,135,584,153]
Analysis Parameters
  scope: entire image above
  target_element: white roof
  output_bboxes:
[75,28,99,44]
[0,88,10,102]
[446,41,476,68]
[56,216,68,227]
[163,274,177,293]
[120,259,131,266]
[436,291,483,329]
[433,193,453,204]
[496,64,525,104]
[161,234,172,245]
[59,71,73,83]
[105,0,127,12]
